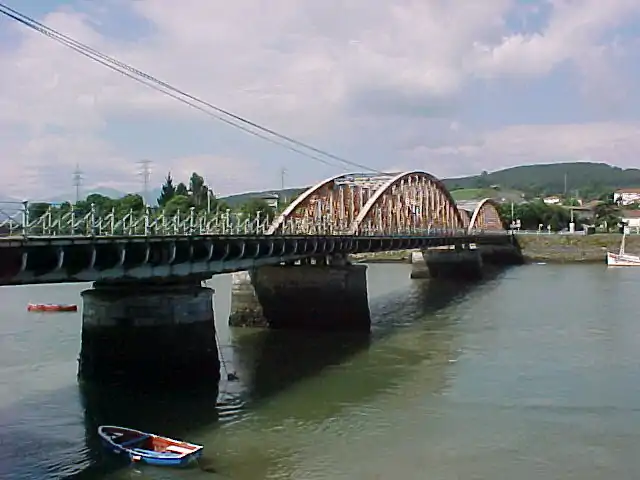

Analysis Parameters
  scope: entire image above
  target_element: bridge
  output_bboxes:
[0,170,520,385]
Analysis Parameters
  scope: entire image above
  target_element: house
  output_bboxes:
[257,193,280,209]
[621,210,640,232]
[614,188,640,206]
[543,195,562,205]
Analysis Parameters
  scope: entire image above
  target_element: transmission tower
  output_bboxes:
[72,164,83,203]
[137,159,152,206]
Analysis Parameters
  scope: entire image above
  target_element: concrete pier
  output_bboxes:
[409,250,429,279]
[424,245,484,280]
[229,270,268,328]
[79,278,219,384]
[229,264,371,331]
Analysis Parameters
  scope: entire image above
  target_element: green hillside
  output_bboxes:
[442,162,640,199]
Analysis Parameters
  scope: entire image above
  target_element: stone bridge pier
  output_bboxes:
[229,257,371,331]
[410,238,523,280]
[79,276,219,384]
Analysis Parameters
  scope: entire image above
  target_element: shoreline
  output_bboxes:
[349,234,632,265]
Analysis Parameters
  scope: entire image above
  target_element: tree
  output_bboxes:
[116,194,145,216]
[497,200,574,231]
[238,198,276,222]
[188,172,207,208]
[176,182,189,197]
[84,193,114,214]
[164,195,192,215]
[158,172,177,207]
[594,192,621,232]
[28,202,51,220]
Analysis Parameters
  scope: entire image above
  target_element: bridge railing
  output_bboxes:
[0,202,509,238]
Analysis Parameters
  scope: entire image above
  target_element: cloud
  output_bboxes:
[409,122,640,177]
[0,0,639,200]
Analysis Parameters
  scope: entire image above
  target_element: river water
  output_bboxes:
[1,263,639,479]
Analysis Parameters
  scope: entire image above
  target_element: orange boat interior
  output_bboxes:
[108,429,198,455]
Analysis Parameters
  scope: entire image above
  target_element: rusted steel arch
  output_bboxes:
[267,172,355,234]
[467,198,505,233]
[458,209,471,229]
[266,172,397,234]
[349,171,466,235]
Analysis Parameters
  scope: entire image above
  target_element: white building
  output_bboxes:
[543,195,561,205]
[614,188,640,206]
[621,210,640,232]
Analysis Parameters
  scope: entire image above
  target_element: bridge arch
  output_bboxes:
[266,172,398,235]
[467,198,505,233]
[349,171,465,235]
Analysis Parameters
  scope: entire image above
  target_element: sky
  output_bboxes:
[1,0,640,201]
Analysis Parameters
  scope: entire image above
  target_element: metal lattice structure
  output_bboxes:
[467,198,504,232]
[267,171,466,236]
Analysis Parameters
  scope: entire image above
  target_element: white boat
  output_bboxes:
[607,231,640,266]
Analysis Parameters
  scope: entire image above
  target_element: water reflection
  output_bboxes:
[231,330,372,403]
[230,273,495,411]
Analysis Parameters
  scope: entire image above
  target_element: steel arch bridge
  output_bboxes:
[267,171,506,236]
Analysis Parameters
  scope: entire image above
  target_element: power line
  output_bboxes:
[0,3,383,174]
[72,164,83,203]
[137,159,151,206]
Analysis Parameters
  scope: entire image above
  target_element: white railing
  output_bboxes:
[0,201,510,238]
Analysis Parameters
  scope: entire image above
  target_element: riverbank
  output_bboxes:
[350,250,412,263]
[515,233,633,263]
[350,234,636,265]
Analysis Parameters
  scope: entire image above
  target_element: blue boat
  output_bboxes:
[98,425,203,467]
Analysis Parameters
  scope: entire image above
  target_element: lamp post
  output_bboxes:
[207,188,215,215]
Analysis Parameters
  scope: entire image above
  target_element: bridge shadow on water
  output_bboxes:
[228,266,507,408]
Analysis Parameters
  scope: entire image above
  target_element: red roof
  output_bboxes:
[621,210,640,218]
[616,188,640,194]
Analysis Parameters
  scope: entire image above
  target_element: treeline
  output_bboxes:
[28,172,285,221]
[496,193,623,232]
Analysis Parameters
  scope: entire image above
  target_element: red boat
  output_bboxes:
[27,303,78,312]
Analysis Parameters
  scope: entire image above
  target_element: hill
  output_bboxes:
[442,162,640,199]
[29,162,640,208]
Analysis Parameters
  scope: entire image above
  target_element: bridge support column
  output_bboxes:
[79,277,219,385]
[424,245,483,280]
[229,270,268,327]
[229,263,371,331]
[409,250,429,279]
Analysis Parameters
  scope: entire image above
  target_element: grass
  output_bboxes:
[450,188,524,202]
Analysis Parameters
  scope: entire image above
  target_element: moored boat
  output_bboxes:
[98,425,203,467]
[607,231,640,266]
[27,303,78,312]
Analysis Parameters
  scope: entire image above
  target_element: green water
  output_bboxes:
[1,264,639,479]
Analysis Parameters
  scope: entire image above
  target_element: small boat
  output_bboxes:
[98,425,203,467]
[27,303,78,312]
[607,231,640,266]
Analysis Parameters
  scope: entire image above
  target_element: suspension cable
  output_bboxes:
[0,3,384,174]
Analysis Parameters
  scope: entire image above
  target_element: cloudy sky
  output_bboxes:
[1,0,639,200]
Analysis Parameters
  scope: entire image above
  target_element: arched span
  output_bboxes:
[266,172,398,234]
[467,198,505,233]
[349,171,466,235]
